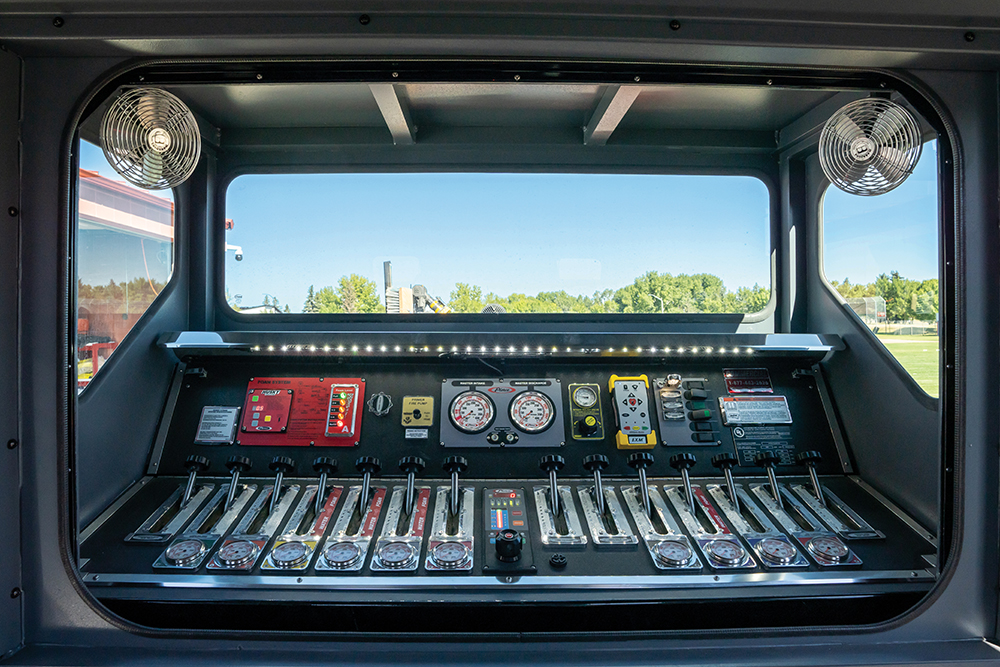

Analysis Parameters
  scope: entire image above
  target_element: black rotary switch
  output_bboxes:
[399,456,426,515]
[181,455,210,506]
[495,529,522,563]
[627,452,655,517]
[268,456,296,513]
[577,415,600,437]
[312,456,338,515]
[711,452,741,513]
[224,455,252,510]
[669,452,697,509]
[583,454,610,515]
[443,456,468,516]
[539,455,566,516]
[795,450,826,506]
[755,451,784,509]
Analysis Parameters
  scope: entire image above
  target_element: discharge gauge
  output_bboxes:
[509,391,556,433]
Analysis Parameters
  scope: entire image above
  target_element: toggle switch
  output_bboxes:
[181,455,210,507]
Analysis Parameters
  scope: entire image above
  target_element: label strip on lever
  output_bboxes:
[371,486,430,572]
[315,485,387,572]
[621,484,701,570]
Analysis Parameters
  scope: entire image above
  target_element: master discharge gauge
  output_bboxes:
[509,391,556,433]
[449,391,496,434]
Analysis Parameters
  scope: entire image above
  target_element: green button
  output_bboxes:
[252,396,259,402]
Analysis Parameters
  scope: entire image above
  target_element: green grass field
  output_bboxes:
[874,334,939,397]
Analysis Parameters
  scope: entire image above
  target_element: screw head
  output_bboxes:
[52,16,64,27]
[669,19,680,30]
[965,31,976,42]
[7,206,16,217]
[359,14,371,24]
[6,439,15,450]
[514,74,521,81]
[10,588,20,598]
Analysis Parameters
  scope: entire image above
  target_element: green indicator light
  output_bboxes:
[340,392,347,399]
[252,396,259,402]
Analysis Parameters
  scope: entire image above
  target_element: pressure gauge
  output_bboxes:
[270,541,311,568]
[509,391,556,433]
[653,539,694,567]
[376,541,417,569]
[572,385,598,408]
[449,391,496,434]
[807,535,850,563]
[218,539,258,567]
[165,539,205,566]
[757,537,797,565]
[323,541,363,569]
[704,538,747,566]
[429,541,471,569]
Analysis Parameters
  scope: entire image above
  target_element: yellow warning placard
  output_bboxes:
[401,396,434,427]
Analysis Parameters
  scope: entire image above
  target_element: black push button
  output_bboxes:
[692,422,714,431]
[684,389,708,400]
[685,381,704,389]
[693,433,717,443]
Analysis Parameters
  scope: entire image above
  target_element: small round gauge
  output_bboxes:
[165,539,204,566]
[429,541,470,569]
[270,541,311,568]
[807,535,850,563]
[509,391,556,433]
[377,541,417,569]
[323,541,363,569]
[449,391,496,434]
[757,538,797,565]
[704,539,747,566]
[654,540,694,567]
[572,386,598,408]
[218,539,258,567]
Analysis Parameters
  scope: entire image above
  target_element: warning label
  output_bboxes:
[731,425,796,466]
[718,396,792,425]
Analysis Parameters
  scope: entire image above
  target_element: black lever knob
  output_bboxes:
[399,456,426,474]
[312,456,338,474]
[711,453,739,470]
[443,455,468,474]
[226,455,252,473]
[539,454,566,473]
[669,453,697,471]
[582,454,609,471]
[755,452,781,468]
[495,529,523,563]
[796,451,822,466]
[355,456,382,475]
[627,452,654,469]
[185,455,210,472]
[576,415,600,437]
[269,455,295,474]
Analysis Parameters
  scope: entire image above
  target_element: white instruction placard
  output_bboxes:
[195,406,241,444]
[718,396,792,425]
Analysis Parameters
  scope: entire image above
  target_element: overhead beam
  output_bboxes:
[369,83,416,146]
[584,85,641,146]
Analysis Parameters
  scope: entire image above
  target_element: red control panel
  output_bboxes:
[238,377,365,447]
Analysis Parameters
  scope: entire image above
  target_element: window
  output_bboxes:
[822,140,939,396]
[77,139,174,389]
[224,173,771,316]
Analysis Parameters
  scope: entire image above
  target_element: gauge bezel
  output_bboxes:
[571,385,599,408]
[323,541,363,569]
[218,539,258,567]
[448,391,497,434]
[654,539,694,567]
[508,390,557,434]
[429,541,471,569]
[270,541,311,568]
[165,539,205,566]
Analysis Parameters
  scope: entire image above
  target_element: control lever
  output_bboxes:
[268,456,295,514]
[711,453,741,514]
[443,456,468,517]
[355,457,382,514]
[755,452,784,510]
[225,455,252,510]
[181,455,210,507]
[796,450,826,507]
[627,452,654,517]
[583,454,609,516]
[669,453,697,511]
[312,456,338,516]
[399,456,426,516]
[539,455,566,516]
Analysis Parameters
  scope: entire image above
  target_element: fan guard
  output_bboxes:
[100,88,201,190]
[818,98,922,196]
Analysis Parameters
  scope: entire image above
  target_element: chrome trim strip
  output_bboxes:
[848,475,937,547]
[79,477,151,544]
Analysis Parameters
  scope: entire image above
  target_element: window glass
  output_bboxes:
[77,139,174,390]
[225,173,771,316]
[822,140,938,396]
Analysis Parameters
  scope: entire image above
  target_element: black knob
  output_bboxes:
[711,453,739,470]
[185,455,210,472]
[669,453,697,471]
[627,452,654,469]
[796,450,822,466]
[576,415,600,437]
[226,455,252,473]
[312,456,338,474]
[269,456,295,474]
[582,454,609,471]
[399,456,426,474]
[355,456,382,475]
[495,529,522,563]
[539,454,566,473]
[443,456,468,474]
[755,452,781,468]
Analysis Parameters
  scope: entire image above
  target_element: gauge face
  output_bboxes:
[165,539,204,565]
[323,541,362,568]
[449,392,495,434]
[377,541,416,568]
[704,539,747,566]
[509,391,556,433]
[757,538,797,565]
[271,541,311,568]
[654,540,693,567]
[218,539,258,567]
[807,535,850,562]
[572,386,598,408]
[430,541,470,568]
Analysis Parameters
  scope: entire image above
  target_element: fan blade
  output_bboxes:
[140,150,165,186]
[868,107,907,141]
[870,146,910,184]
[841,158,870,185]
[829,114,864,146]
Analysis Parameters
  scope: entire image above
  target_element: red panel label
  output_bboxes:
[360,488,386,538]
[693,487,730,534]
[409,489,431,538]
[311,486,344,536]
[237,377,365,447]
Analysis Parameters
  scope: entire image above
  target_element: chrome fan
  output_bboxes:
[818,98,923,196]
[100,88,201,190]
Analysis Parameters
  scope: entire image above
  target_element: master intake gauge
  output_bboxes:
[449,391,496,434]
[509,391,556,433]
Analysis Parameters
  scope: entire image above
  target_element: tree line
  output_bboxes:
[829,272,938,321]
